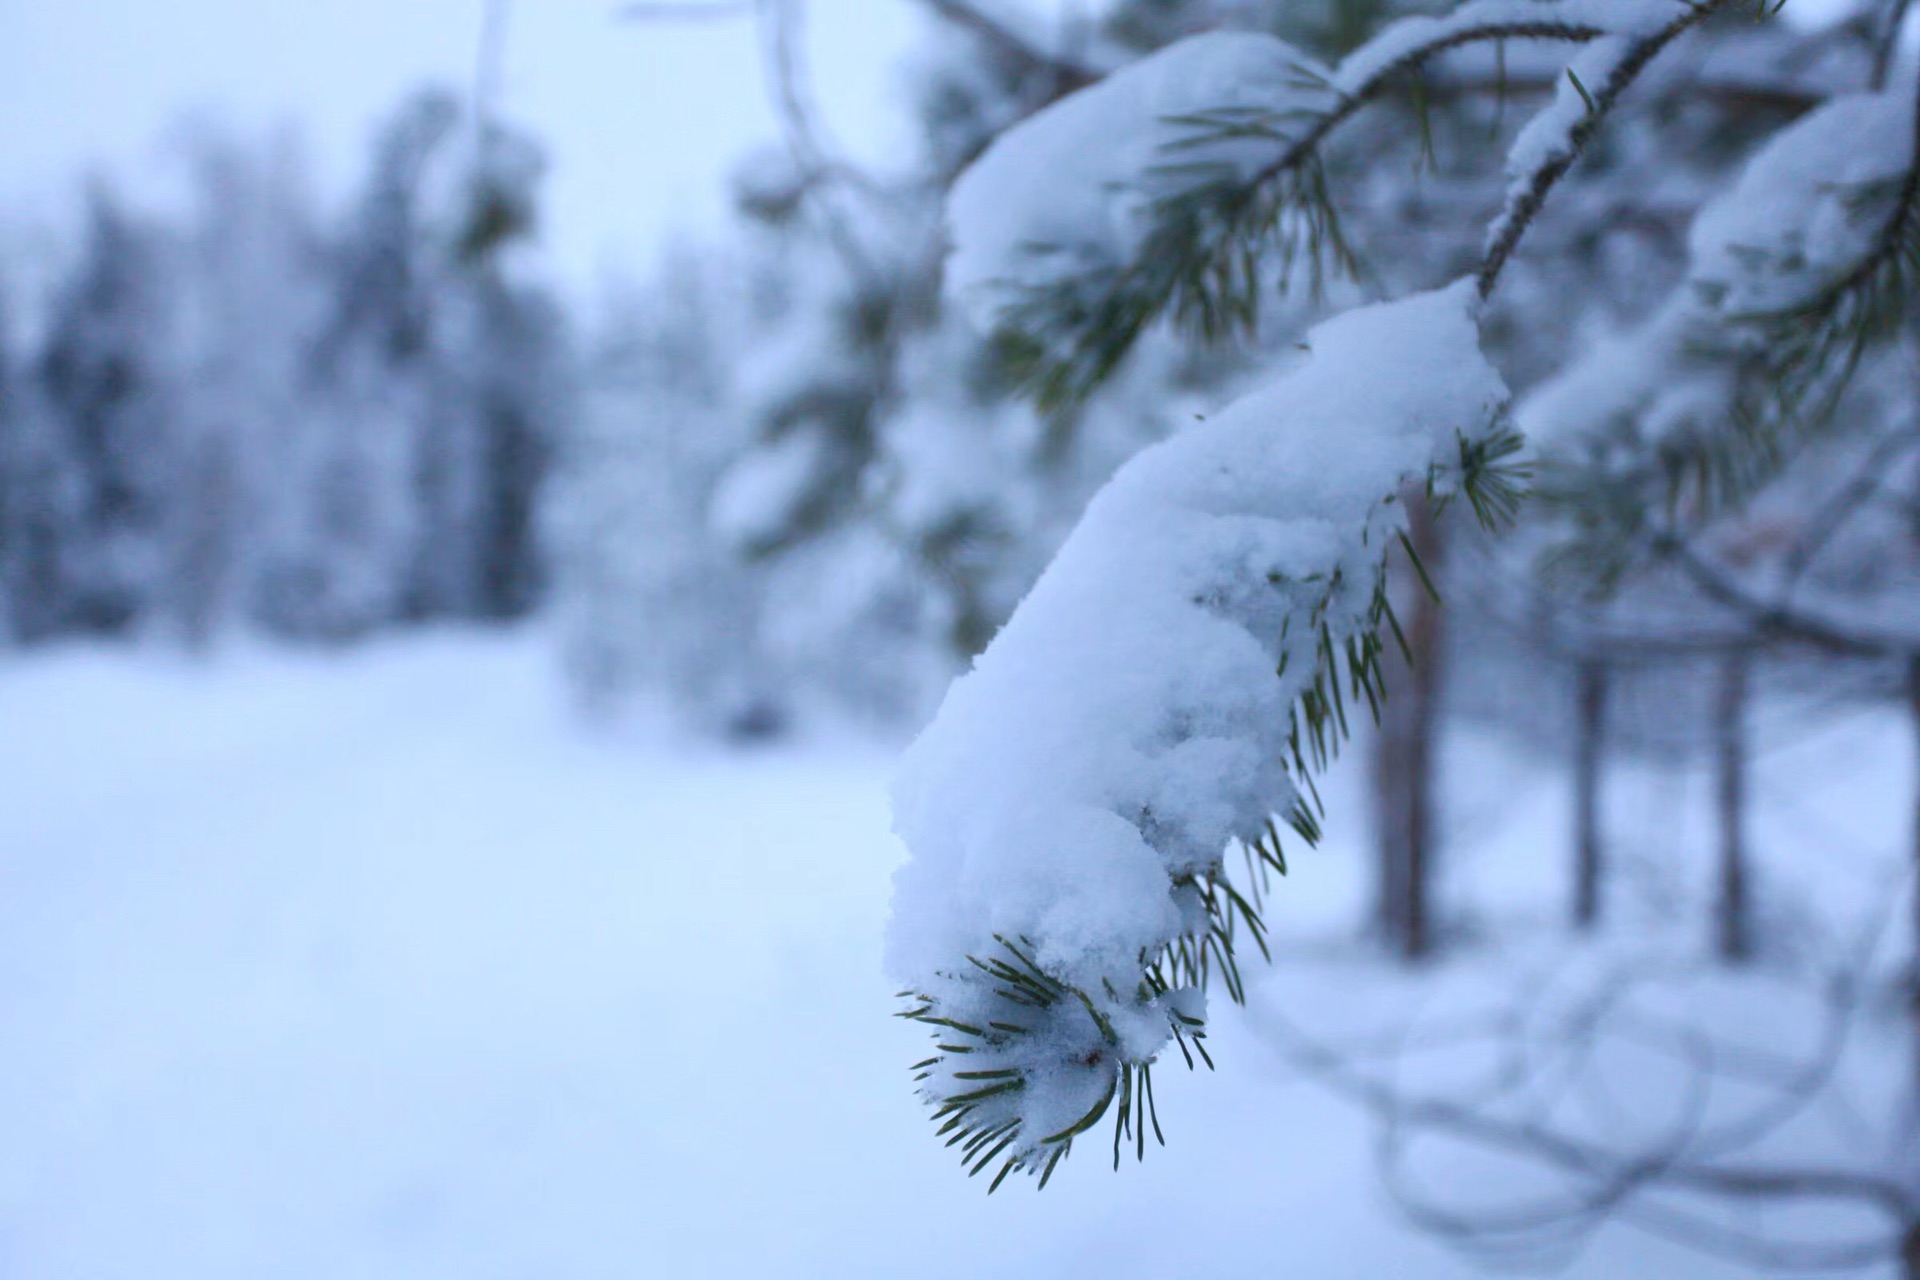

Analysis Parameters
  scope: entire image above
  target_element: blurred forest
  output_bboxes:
[4,0,1920,1272]
[4,0,1907,947]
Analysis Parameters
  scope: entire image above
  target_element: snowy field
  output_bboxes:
[0,631,1909,1278]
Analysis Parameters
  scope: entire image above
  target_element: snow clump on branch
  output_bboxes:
[888,280,1510,1184]
[944,30,1337,332]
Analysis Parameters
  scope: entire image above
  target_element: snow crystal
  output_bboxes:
[944,31,1337,332]
[888,282,1509,1133]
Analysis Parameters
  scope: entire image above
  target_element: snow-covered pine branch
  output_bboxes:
[889,281,1516,1187]
[890,0,1775,1189]
[1526,84,1920,586]
[1479,0,1736,293]
[948,0,1713,408]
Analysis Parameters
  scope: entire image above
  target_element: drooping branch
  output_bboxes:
[1778,421,1920,590]
[1244,16,1613,194]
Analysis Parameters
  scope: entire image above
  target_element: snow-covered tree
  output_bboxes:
[0,90,568,652]
[564,0,1254,731]
[30,184,181,638]
[549,250,787,735]
[886,10,1920,1263]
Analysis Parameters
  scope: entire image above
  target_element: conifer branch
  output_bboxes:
[993,0,1767,408]
[1741,74,1920,349]
[1677,83,1920,515]
[996,6,1633,408]
[1478,0,1741,298]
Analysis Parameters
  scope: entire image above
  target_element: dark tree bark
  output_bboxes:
[1573,659,1609,930]
[1907,655,1920,1099]
[1714,648,1753,964]
[1375,489,1444,962]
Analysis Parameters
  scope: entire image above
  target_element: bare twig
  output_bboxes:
[1247,887,1919,1272]
[918,0,1097,92]
[1655,526,1920,658]
[753,0,884,288]
[1778,422,1920,591]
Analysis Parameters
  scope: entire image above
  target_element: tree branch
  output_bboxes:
[1778,421,1920,590]
[1478,0,1739,298]
[917,0,1097,92]
[1249,928,1920,1272]
[1654,525,1919,657]
[1771,73,1920,320]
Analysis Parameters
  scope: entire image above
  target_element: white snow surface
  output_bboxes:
[1519,294,1734,450]
[1500,36,1630,209]
[944,30,1337,331]
[889,283,1507,1015]
[1689,90,1916,315]
[3,631,1909,1279]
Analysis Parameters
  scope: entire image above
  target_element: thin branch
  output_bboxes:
[1655,526,1920,657]
[754,0,884,289]
[1251,964,1918,1271]
[1778,421,1920,590]
[1246,20,1613,201]
[1422,68,1827,115]
[1478,0,1738,298]
[918,0,1097,92]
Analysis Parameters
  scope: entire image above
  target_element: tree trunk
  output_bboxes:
[1573,659,1608,931]
[1374,490,1444,962]
[1714,649,1753,965]
[1907,656,1920,1099]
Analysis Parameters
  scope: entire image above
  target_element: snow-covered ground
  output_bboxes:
[0,631,1908,1278]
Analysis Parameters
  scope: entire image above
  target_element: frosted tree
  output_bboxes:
[30,184,181,639]
[267,90,564,639]
[593,0,1249,727]
[0,282,56,643]
[167,127,326,648]
[549,250,787,735]
[888,4,1920,1248]
[0,93,569,652]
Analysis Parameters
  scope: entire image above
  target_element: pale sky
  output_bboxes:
[0,0,922,294]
